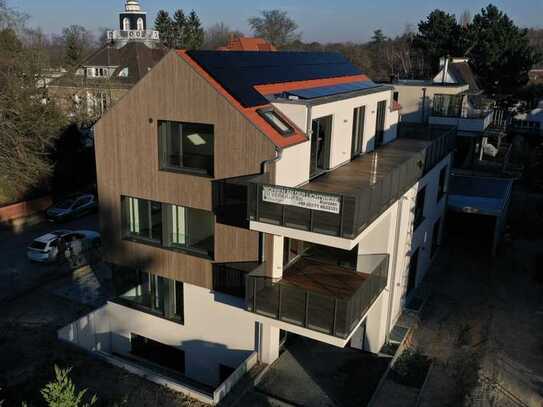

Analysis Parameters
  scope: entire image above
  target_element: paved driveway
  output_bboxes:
[0,214,100,302]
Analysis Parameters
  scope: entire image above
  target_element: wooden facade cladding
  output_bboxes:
[94,51,276,289]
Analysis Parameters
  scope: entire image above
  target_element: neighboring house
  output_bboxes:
[393,58,512,256]
[48,0,167,120]
[60,50,454,404]
[217,36,277,51]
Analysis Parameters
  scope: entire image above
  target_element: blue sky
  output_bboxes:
[10,0,543,42]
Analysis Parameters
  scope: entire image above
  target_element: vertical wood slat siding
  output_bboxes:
[95,51,276,289]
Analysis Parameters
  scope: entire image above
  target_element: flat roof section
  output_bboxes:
[448,175,513,216]
[301,138,430,195]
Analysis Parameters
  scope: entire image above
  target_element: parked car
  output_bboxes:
[27,229,101,263]
[46,194,97,222]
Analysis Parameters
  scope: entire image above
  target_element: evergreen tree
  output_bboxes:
[414,10,468,72]
[184,11,204,50]
[172,9,186,49]
[467,4,540,94]
[371,29,387,46]
[154,10,174,48]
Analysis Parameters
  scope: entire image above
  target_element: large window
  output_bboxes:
[163,204,214,257]
[123,197,162,243]
[121,197,214,258]
[115,269,184,324]
[158,120,214,176]
[432,94,463,117]
[413,187,426,230]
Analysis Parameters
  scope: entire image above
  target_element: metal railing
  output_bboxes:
[248,130,455,239]
[245,254,389,339]
[212,261,263,298]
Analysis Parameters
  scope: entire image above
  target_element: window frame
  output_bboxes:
[257,108,295,137]
[163,203,215,259]
[122,196,163,245]
[413,187,426,231]
[157,120,215,178]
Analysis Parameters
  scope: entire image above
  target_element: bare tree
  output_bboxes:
[204,22,243,50]
[248,10,301,49]
[0,27,66,201]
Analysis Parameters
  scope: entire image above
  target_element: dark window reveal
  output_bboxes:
[437,166,448,202]
[158,120,214,176]
[413,187,426,230]
[131,333,185,374]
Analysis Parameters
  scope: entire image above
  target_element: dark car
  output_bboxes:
[46,194,98,222]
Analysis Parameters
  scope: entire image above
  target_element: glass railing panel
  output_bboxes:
[284,206,311,231]
[306,293,335,335]
[278,285,306,326]
[253,278,280,318]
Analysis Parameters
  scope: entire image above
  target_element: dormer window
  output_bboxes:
[123,17,130,30]
[137,18,144,30]
[258,109,294,137]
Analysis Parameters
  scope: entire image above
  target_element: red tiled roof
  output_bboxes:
[176,50,306,149]
[254,74,369,96]
[219,37,277,52]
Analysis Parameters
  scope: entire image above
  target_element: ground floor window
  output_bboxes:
[114,268,184,324]
[131,333,185,374]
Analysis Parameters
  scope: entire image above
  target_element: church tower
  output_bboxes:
[107,0,159,48]
[119,0,147,31]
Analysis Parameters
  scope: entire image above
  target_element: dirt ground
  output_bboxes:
[410,187,543,407]
[0,272,207,407]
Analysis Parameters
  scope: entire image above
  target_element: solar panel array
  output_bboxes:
[187,51,363,107]
[284,80,381,100]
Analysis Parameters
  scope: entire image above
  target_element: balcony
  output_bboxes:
[245,127,455,241]
[245,254,389,339]
[429,94,494,132]
[106,29,160,42]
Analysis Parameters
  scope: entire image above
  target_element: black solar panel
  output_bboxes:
[187,51,363,107]
[285,80,380,99]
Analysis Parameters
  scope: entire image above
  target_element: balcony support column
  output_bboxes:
[258,323,280,364]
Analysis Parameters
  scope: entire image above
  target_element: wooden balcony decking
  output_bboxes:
[282,258,368,299]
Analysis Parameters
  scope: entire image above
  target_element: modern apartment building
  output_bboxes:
[60,50,455,403]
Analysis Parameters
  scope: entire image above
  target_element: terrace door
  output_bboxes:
[406,248,419,297]
[310,115,333,178]
[351,106,366,158]
[375,100,387,148]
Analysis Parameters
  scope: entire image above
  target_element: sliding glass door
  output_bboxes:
[310,115,333,178]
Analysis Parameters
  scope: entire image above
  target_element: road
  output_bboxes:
[0,213,100,302]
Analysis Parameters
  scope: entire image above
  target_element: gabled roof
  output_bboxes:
[448,61,480,92]
[176,50,378,149]
[186,51,363,107]
[218,37,277,52]
[52,42,168,88]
